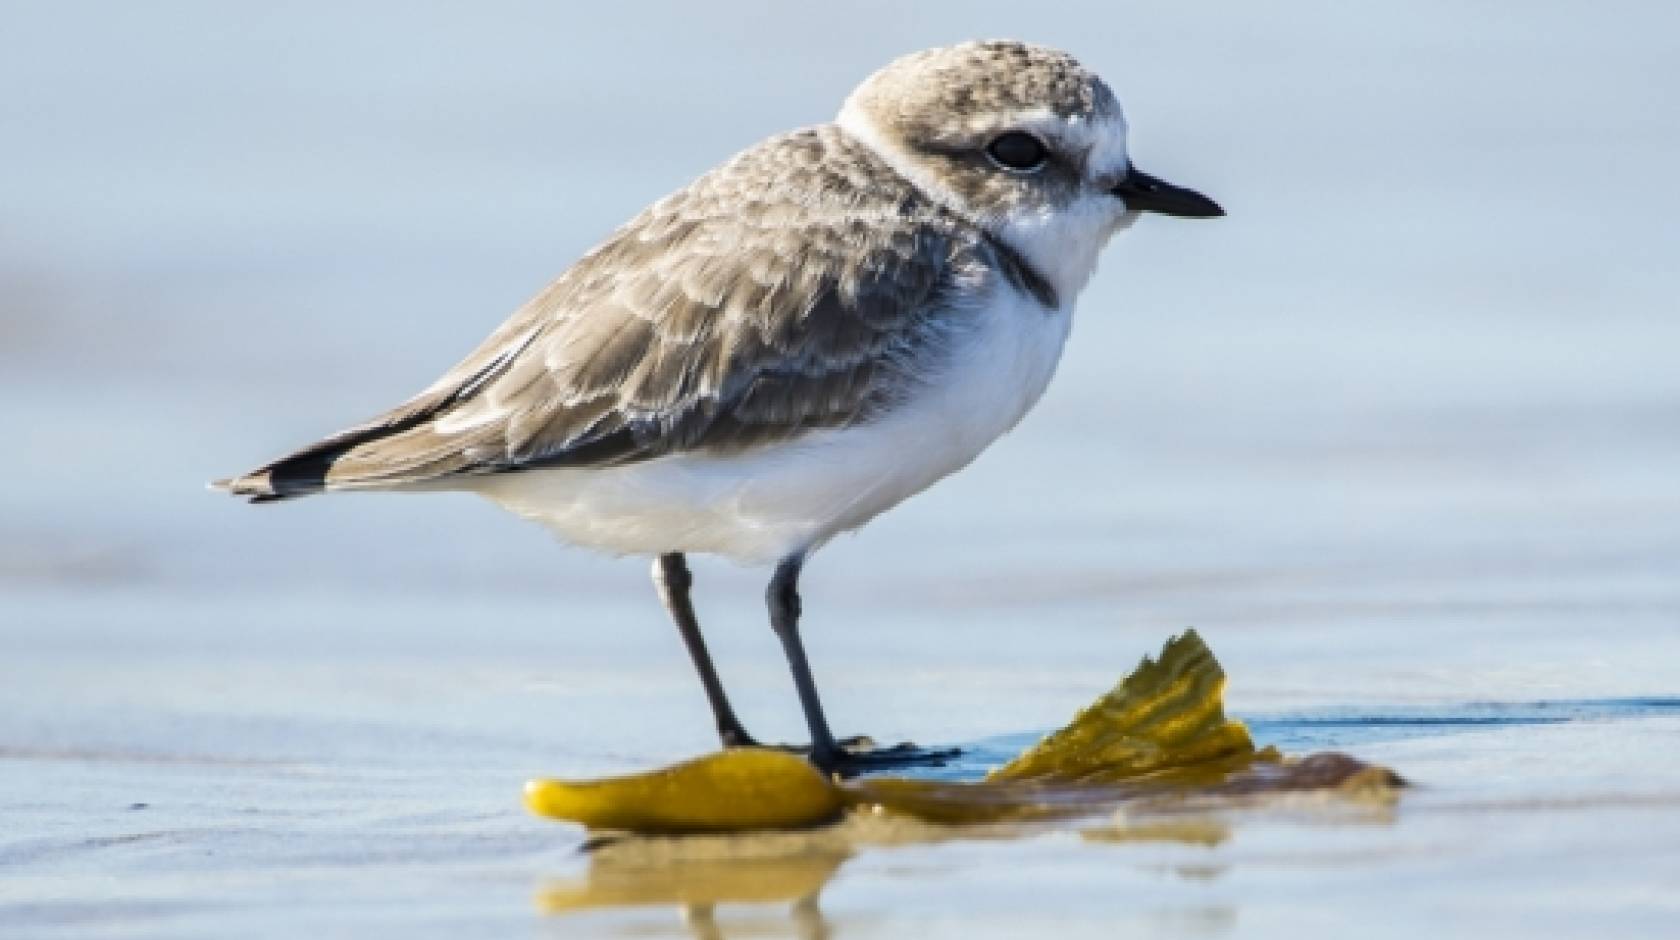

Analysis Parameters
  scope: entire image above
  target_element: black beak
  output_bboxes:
[1111,167,1224,218]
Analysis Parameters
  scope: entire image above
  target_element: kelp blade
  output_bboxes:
[525,749,843,833]
[840,630,1264,824]
[988,629,1255,784]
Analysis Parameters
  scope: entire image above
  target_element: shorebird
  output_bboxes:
[216,41,1222,773]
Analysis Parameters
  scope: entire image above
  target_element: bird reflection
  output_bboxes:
[537,844,847,939]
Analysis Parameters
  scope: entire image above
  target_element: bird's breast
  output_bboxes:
[912,285,1074,458]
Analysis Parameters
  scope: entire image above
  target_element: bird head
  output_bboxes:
[837,41,1222,301]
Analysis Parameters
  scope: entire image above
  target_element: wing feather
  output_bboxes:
[216,126,1016,501]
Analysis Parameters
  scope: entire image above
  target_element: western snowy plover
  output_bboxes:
[216,41,1222,773]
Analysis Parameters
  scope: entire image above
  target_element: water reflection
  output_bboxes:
[537,844,847,938]
[536,809,1245,936]
[1080,815,1231,847]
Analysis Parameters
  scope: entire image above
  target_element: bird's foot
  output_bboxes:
[723,731,959,777]
[809,737,962,779]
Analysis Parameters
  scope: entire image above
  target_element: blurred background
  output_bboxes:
[3,2,1677,935]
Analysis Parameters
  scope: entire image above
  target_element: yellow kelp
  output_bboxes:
[525,630,1397,834]
[840,629,1270,824]
[525,749,843,833]
[989,629,1255,783]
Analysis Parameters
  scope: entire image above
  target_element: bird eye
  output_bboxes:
[985,132,1047,172]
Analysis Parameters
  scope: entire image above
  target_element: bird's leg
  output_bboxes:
[652,553,759,748]
[765,555,842,765]
[766,555,962,776]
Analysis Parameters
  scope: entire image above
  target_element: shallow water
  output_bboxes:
[3,1,1679,937]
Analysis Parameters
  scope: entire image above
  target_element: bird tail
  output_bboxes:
[211,391,469,503]
[213,424,403,503]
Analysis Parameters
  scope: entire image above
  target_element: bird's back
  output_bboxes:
[215,126,1047,503]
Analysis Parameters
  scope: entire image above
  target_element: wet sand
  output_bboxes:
[4,2,1679,937]
[6,578,1679,936]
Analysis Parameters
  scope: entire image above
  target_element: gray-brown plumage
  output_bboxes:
[217,125,1051,501]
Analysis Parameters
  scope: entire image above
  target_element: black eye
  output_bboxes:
[986,132,1047,171]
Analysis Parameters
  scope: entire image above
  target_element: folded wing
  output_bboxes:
[216,128,975,502]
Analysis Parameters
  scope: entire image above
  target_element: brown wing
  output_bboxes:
[216,126,984,502]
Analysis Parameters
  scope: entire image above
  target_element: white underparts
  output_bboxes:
[468,283,1072,564]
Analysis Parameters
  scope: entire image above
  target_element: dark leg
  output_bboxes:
[652,553,758,748]
[767,554,963,776]
[766,555,841,766]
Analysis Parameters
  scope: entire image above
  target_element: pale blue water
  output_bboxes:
[2,1,1678,937]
